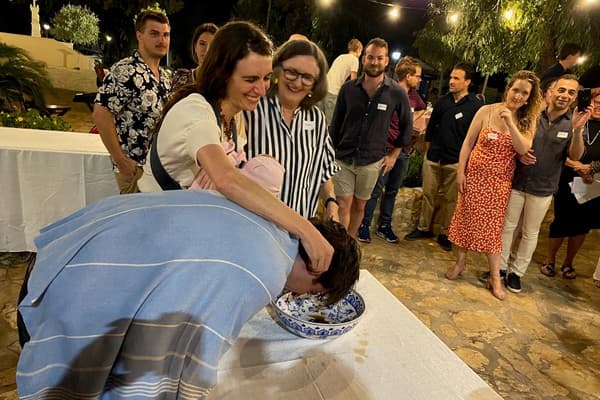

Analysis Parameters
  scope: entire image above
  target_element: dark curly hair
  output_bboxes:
[299,219,361,305]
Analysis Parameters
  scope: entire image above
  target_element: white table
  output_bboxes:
[0,127,118,251]
[208,270,502,400]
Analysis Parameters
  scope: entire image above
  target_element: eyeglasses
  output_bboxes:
[282,67,316,86]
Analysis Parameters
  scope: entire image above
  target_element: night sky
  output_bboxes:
[1,0,429,67]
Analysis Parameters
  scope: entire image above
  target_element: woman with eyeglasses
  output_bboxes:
[138,22,333,272]
[244,39,340,221]
[445,70,543,300]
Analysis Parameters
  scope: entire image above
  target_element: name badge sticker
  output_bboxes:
[487,132,498,140]
[557,131,568,139]
[377,103,388,111]
[303,120,315,131]
[455,112,464,119]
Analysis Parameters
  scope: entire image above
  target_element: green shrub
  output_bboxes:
[403,151,424,188]
[0,109,71,131]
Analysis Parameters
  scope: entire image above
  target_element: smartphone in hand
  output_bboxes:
[577,88,592,111]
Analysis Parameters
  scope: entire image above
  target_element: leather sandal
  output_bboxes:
[561,265,576,280]
[540,263,556,277]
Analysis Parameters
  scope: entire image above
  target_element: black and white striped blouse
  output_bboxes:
[245,96,339,218]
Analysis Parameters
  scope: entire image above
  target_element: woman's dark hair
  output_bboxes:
[299,219,361,305]
[503,70,542,136]
[190,22,218,64]
[269,39,329,109]
[158,20,273,125]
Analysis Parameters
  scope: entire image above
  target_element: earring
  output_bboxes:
[307,92,313,98]
[273,77,279,84]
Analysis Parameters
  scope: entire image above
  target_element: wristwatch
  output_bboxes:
[324,197,339,207]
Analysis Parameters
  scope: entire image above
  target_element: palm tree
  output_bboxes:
[0,43,52,112]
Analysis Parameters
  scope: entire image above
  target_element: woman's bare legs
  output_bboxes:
[487,252,505,300]
[446,246,467,280]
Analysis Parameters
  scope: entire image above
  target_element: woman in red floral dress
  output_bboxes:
[446,71,542,300]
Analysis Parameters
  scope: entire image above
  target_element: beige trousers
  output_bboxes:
[418,155,458,235]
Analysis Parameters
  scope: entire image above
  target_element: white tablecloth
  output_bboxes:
[0,127,118,251]
[208,270,502,400]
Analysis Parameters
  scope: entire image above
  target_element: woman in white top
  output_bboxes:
[138,21,333,272]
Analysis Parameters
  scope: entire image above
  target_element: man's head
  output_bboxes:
[395,56,422,90]
[449,62,473,97]
[558,42,583,68]
[362,38,389,78]
[135,10,170,60]
[547,75,579,112]
[348,38,363,56]
[285,219,361,305]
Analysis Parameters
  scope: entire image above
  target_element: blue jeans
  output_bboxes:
[362,153,409,227]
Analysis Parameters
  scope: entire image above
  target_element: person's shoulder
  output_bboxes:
[169,93,213,120]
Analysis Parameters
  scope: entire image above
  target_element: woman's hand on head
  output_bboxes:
[300,225,334,275]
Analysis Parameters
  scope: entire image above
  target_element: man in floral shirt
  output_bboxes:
[93,10,171,194]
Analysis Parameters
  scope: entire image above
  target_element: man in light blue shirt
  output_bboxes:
[17,190,359,399]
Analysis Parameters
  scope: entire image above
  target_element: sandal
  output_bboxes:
[561,265,577,280]
[540,263,556,277]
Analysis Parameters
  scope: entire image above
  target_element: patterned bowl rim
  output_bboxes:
[271,288,366,327]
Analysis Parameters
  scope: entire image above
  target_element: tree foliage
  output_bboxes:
[415,0,600,76]
[50,4,100,46]
[234,0,315,45]
[0,43,52,112]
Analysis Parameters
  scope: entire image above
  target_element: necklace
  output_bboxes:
[586,121,600,147]
[221,115,234,141]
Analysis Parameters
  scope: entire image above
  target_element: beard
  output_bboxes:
[364,65,385,78]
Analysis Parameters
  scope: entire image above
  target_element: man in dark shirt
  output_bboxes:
[405,63,483,250]
[540,43,583,94]
[499,75,589,292]
[359,56,426,244]
[330,38,412,238]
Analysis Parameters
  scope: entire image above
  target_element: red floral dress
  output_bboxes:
[448,126,516,253]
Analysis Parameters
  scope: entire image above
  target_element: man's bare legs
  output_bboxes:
[337,195,353,230]
[347,198,368,239]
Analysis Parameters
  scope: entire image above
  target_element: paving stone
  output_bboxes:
[455,347,489,373]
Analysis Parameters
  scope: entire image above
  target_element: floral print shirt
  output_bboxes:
[95,50,171,165]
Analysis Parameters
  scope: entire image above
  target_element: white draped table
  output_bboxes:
[0,127,118,251]
[209,270,502,400]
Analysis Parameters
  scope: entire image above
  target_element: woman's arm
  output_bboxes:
[319,179,339,222]
[198,144,334,273]
[456,106,486,193]
[498,107,533,154]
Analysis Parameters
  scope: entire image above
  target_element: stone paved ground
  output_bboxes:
[1,94,599,398]
[1,214,598,399]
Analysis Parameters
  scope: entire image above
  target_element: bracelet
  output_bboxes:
[324,197,339,207]
[574,127,584,135]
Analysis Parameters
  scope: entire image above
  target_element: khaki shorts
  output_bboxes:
[114,166,143,194]
[333,159,383,200]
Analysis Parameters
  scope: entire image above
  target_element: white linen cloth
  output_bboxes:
[209,270,502,400]
[0,127,118,251]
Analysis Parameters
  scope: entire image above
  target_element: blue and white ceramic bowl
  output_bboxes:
[272,289,366,340]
